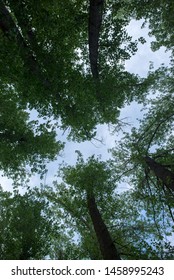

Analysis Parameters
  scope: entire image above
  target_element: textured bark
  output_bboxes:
[87,192,121,260]
[144,156,174,191]
[88,0,104,80]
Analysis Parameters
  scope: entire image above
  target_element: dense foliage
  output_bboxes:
[0,187,57,259]
[0,0,174,259]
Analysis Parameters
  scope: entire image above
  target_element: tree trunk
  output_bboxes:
[144,156,174,191]
[87,192,121,260]
[88,0,104,80]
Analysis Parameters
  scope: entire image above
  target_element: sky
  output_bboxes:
[1,19,171,192]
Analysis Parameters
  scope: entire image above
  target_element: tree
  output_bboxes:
[109,79,174,250]
[42,153,174,259]
[0,83,64,181]
[110,61,174,186]
[1,0,174,260]
[0,0,153,141]
[0,187,56,259]
[44,154,120,259]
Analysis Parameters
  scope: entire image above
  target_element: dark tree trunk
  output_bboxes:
[87,192,121,260]
[88,0,104,80]
[144,156,174,191]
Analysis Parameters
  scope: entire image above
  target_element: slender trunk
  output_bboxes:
[88,0,104,80]
[144,156,174,191]
[87,192,121,260]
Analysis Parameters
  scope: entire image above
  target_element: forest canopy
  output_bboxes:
[0,0,174,260]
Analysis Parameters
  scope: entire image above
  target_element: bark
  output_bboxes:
[144,156,174,191]
[88,0,104,80]
[87,192,121,260]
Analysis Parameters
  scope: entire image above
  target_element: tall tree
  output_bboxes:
[42,154,173,259]
[1,0,174,260]
[0,0,152,141]
[110,80,174,246]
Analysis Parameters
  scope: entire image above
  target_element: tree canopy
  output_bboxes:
[0,186,58,259]
[41,153,174,259]
[0,0,154,141]
[0,0,174,260]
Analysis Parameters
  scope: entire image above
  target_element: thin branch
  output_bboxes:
[135,113,174,154]
[146,114,174,152]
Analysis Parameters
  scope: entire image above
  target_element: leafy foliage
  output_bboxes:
[0,83,63,180]
[127,0,174,52]
[0,187,56,259]
[0,0,155,141]
[0,0,174,260]
[42,154,174,259]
